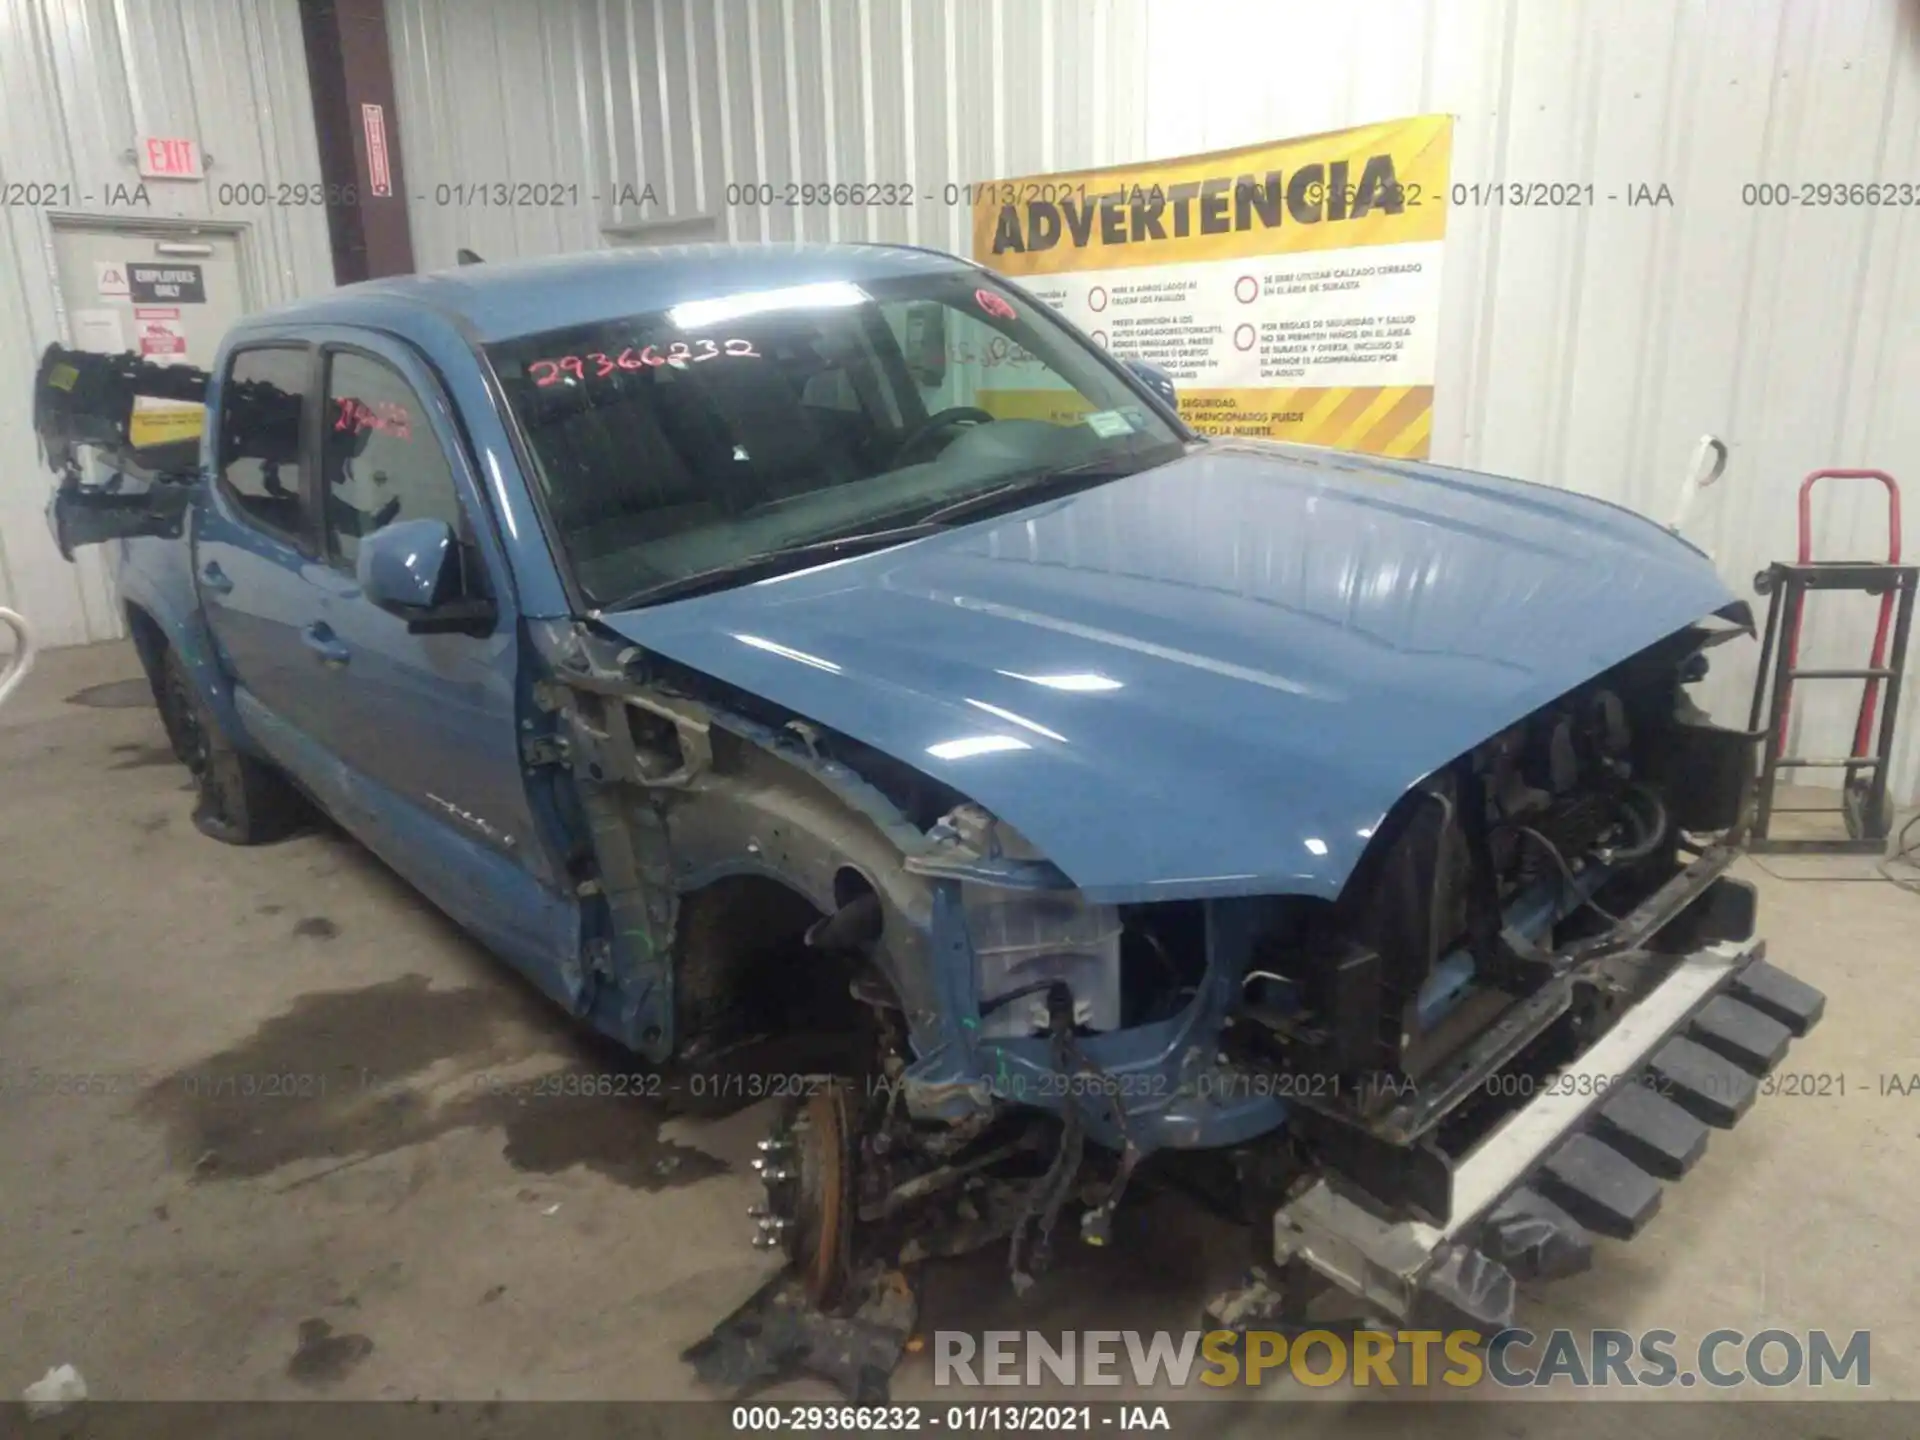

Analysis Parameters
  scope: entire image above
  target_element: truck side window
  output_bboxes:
[320,352,464,569]
[218,346,310,542]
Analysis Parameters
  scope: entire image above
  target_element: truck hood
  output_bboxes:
[600,441,1736,904]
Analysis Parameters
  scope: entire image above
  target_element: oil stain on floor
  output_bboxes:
[66,678,154,709]
[286,1318,375,1387]
[136,974,728,1194]
[109,741,179,770]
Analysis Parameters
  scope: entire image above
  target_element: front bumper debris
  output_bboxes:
[1270,940,1825,1331]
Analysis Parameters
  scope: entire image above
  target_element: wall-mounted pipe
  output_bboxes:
[0,609,38,711]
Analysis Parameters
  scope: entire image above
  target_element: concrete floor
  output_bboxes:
[2,640,1916,1419]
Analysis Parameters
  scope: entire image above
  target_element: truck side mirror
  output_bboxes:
[357,517,496,636]
[1121,356,1178,410]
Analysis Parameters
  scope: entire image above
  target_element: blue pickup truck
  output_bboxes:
[36,242,1823,1333]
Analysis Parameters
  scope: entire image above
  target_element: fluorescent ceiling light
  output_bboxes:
[732,632,841,673]
[995,670,1123,693]
[670,280,869,330]
[926,735,1031,761]
[964,698,1066,743]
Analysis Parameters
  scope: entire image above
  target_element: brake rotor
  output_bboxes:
[759,1079,858,1308]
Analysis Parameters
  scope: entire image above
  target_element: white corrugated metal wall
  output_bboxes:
[386,0,1149,269]
[0,0,336,647]
[1143,0,1920,806]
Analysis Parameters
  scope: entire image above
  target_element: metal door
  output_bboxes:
[51,224,246,375]
[46,224,250,625]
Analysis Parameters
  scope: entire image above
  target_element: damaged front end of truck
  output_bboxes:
[529,517,1823,1392]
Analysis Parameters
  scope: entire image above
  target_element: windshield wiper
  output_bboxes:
[597,522,943,611]
[916,452,1167,528]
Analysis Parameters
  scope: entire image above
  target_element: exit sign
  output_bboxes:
[138,136,202,180]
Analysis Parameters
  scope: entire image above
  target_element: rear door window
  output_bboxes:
[217,345,311,543]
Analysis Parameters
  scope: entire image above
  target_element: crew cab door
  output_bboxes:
[294,334,542,871]
[204,328,552,901]
[194,342,321,726]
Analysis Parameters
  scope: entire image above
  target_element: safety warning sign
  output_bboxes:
[971,114,1453,457]
[363,102,393,197]
[129,400,205,448]
[134,307,188,362]
[128,263,205,304]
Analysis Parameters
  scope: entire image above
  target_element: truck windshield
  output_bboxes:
[485,267,1185,607]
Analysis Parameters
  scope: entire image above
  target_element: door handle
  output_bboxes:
[301,622,351,668]
[200,561,234,596]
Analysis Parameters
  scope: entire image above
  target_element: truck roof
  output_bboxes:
[242,241,972,344]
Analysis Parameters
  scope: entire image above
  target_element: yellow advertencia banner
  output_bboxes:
[970,114,1453,457]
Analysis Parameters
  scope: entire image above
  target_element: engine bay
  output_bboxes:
[1211,621,1759,1155]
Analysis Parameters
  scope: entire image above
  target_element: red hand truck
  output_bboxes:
[1747,469,1915,853]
